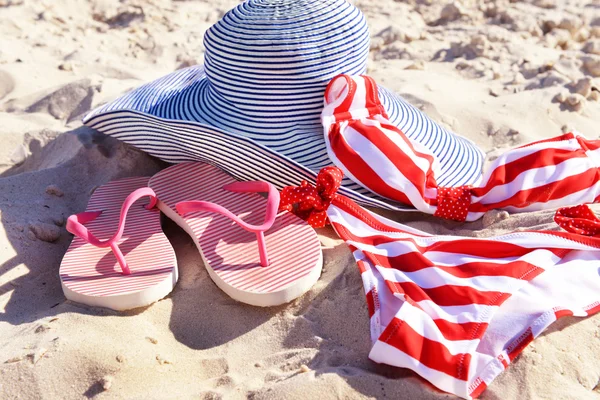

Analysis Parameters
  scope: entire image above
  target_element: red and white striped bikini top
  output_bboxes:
[320,75,600,222]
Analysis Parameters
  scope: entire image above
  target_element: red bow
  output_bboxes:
[279,166,344,228]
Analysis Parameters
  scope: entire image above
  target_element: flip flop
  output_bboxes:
[149,162,323,307]
[60,177,178,311]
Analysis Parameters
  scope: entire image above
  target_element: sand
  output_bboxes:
[1,0,600,399]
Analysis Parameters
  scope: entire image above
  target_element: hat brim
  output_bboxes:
[84,66,484,211]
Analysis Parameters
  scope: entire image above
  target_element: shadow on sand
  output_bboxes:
[0,127,165,326]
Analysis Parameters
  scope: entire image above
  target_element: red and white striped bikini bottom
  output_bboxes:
[327,196,600,399]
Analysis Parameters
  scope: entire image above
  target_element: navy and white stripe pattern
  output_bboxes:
[84,0,484,210]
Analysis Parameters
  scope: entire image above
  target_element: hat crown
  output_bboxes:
[202,0,370,125]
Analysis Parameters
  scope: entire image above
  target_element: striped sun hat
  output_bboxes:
[83,0,484,211]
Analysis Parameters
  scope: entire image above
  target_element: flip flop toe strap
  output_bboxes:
[176,181,280,268]
[66,187,158,275]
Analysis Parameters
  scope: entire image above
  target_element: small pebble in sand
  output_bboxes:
[116,355,125,363]
[29,223,61,242]
[571,77,593,97]
[215,375,234,387]
[45,185,64,197]
[369,36,384,51]
[589,90,600,101]
[558,17,582,34]
[35,324,51,334]
[469,35,489,57]
[482,210,510,228]
[582,56,600,77]
[440,2,466,23]
[92,3,144,27]
[156,355,171,365]
[28,79,95,121]
[583,40,600,55]
[100,375,113,391]
[52,216,65,227]
[554,91,567,103]
[554,91,586,112]
[561,124,574,133]
[455,61,470,70]
[450,36,489,60]
[545,29,571,49]
[405,61,424,70]
[299,364,310,373]
[489,88,500,97]
[58,62,73,71]
[574,28,591,43]
[145,336,158,344]
[565,93,586,112]
[254,362,263,368]
[374,26,405,46]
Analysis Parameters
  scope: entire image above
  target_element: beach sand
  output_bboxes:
[1,0,600,398]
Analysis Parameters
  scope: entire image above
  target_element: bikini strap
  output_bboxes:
[322,75,388,126]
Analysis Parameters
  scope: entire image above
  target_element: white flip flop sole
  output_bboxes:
[60,177,178,311]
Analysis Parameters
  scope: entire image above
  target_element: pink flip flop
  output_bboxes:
[60,177,178,311]
[149,163,323,307]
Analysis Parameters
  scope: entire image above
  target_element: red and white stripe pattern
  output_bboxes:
[60,177,177,307]
[322,74,600,221]
[327,195,600,399]
[149,163,322,299]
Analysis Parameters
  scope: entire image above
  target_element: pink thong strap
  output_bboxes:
[175,181,280,267]
[66,187,158,275]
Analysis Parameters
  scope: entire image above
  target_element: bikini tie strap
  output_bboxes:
[555,204,600,236]
[279,166,344,228]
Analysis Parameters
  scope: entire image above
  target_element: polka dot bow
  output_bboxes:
[279,166,344,228]
[555,204,600,236]
[434,186,473,222]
